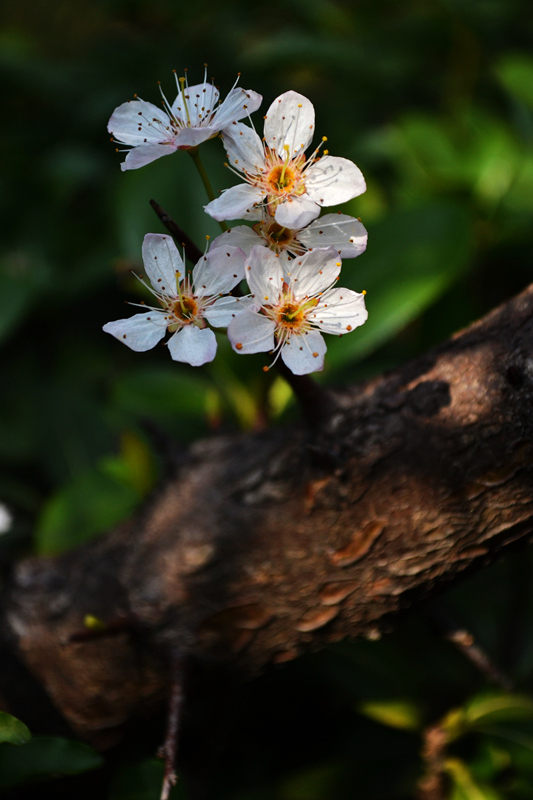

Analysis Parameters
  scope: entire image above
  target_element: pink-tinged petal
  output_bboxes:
[142,234,183,296]
[245,246,284,301]
[108,100,171,145]
[171,83,220,126]
[309,288,368,335]
[209,226,263,256]
[204,295,254,328]
[285,247,341,298]
[205,184,264,222]
[193,245,246,296]
[167,325,217,366]
[214,88,262,128]
[305,156,366,206]
[121,142,178,171]
[274,194,320,229]
[221,123,265,175]
[264,91,315,157]
[227,309,276,354]
[299,214,368,258]
[103,312,167,352]
[281,329,326,375]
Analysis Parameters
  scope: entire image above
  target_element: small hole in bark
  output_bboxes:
[506,364,525,388]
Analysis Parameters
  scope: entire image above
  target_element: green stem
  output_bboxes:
[187,146,228,233]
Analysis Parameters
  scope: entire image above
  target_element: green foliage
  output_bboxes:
[110,759,186,800]
[0,736,103,788]
[0,713,31,746]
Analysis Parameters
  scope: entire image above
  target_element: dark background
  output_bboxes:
[1,0,533,797]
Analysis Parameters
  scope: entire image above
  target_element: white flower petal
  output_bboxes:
[167,325,217,366]
[221,122,265,175]
[281,329,326,375]
[284,247,342,298]
[103,312,167,352]
[121,142,178,171]
[309,288,368,335]
[274,194,320,229]
[142,234,183,296]
[193,245,246,296]
[108,100,171,145]
[171,83,220,126]
[264,91,315,157]
[209,226,263,256]
[214,88,262,129]
[245,246,284,301]
[174,125,219,148]
[204,184,263,222]
[299,214,368,258]
[204,295,254,328]
[227,309,276,354]
[305,156,366,206]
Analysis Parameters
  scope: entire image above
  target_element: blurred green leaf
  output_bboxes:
[0,736,103,788]
[112,366,211,436]
[110,758,186,800]
[465,693,533,728]
[35,462,141,555]
[495,54,533,109]
[358,698,422,732]
[326,203,473,369]
[0,713,31,746]
[99,430,157,496]
[279,761,341,800]
[445,758,503,800]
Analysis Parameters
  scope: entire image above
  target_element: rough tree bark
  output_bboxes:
[2,282,533,745]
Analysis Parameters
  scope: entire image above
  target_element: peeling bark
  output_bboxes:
[3,283,533,741]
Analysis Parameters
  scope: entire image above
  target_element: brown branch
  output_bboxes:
[150,199,203,263]
[3,282,533,742]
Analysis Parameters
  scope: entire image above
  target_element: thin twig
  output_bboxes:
[429,605,514,691]
[150,199,203,264]
[160,649,187,800]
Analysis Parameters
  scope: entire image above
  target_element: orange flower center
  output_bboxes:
[170,295,198,322]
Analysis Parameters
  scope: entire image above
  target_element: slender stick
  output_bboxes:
[160,649,186,800]
[429,605,514,691]
[149,199,203,264]
[187,146,228,233]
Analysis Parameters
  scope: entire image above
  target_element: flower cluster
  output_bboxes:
[105,72,368,374]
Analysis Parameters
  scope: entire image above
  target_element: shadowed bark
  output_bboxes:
[2,282,533,743]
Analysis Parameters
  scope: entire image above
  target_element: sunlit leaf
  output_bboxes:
[0,713,30,746]
[359,698,422,731]
[465,692,533,727]
[445,758,503,800]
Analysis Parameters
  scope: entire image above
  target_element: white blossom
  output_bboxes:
[205,91,366,228]
[211,212,368,263]
[0,503,13,536]
[103,234,248,366]
[227,246,368,375]
[109,70,262,171]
